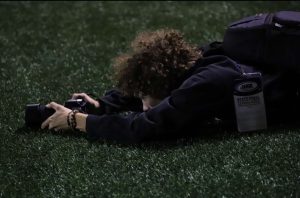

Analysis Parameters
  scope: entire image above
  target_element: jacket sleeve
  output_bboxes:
[90,89,143,115]
[86,60,239,144]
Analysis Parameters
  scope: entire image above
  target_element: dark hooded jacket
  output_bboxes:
[85,42,300,143]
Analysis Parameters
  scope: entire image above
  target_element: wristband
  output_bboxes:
[67,110,80,131]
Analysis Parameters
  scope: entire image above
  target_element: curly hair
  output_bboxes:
[112,29,202,99]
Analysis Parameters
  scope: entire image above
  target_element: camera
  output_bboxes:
[25,98,88,128]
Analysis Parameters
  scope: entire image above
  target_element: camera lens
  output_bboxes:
[25,104,55,128]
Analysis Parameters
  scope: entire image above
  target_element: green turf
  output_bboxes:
[1,1,300,197]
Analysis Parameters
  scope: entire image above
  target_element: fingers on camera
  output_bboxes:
[72,93,78,99]
[41,119,49,129]
[47,102,61,111]
[72,93,87,99]
[41,115,53,129]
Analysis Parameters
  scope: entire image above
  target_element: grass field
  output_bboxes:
[1,1,300,197]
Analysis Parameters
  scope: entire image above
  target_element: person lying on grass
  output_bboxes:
[41,29,299,143]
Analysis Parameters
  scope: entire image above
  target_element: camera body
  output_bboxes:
[25,99,87,128]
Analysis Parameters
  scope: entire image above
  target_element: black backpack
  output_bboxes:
[222,11,300,73]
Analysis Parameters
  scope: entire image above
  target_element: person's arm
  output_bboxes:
[75,113,88,132]
[96,89,143,115]
[40,90,143,133]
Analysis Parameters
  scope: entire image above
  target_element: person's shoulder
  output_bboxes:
[177,55,242,92]
[193,55,239,73]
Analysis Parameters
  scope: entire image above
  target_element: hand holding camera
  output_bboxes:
[41,102,71,131]
[25,93,99,130]
[72,93,100,108]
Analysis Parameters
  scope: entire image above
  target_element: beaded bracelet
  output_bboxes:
[72,110,79,131]
[67,110,80,131]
